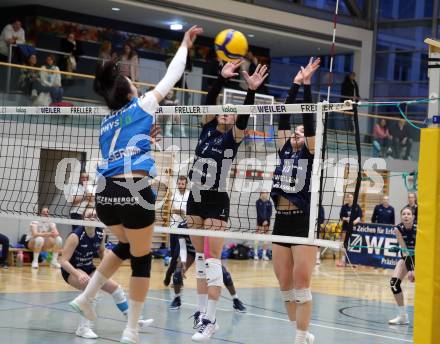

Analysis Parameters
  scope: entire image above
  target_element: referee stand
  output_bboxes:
[414,38,440,344]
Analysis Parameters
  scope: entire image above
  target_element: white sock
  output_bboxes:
[32,254,39,264]
[175,293,181,298]
[399,305,406,315]
[206,299,217,322]
[112,285,128,315]
[52,252,59,263]
[231,294,238,300]
[295,330,307,344]
[197,294,208,313]
[81,271,108,301]
[127,299,144,331]
[262,249,267,257]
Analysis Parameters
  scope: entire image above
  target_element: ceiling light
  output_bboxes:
[111,7,120,11]
[247,34,255,38]
[170,23,183,31]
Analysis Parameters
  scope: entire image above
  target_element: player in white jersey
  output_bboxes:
[26,206,63,269]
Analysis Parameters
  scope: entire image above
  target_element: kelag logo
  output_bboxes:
[222,105,237,114]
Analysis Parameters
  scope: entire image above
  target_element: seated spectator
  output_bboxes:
[118,42,139,82]
[18,53,41,100]
[0,19,25,61]
[371,195,395,224]
[26,207,63,269]
[405,192,418,223]
[161,90,185,137]
[40,54,64,103]
[392,119,412,160]
[59,32,83,74]
[337,193,362,267]
[372,118,393,157]
[0,232,9,269]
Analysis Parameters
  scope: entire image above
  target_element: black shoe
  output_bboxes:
[233,298,247,313]
[163,272,172,287]
[169,296,181,310]
[0,262,8,269]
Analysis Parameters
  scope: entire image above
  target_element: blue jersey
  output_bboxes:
[189,118,241,191]
[97,95,158,178]
[396,222,416,255]
[271,141,314,212]
[69,227,104,270]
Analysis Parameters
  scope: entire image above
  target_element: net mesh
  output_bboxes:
[0,101,360,248]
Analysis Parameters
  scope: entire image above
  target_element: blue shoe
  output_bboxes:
[233,298,247,313]
[170,296,181,310]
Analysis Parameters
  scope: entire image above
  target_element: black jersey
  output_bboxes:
[189,118,240,191]
[396,222,416,255]
[271,140,314,212]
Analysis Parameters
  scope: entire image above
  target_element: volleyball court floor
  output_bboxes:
[0,259,413,343]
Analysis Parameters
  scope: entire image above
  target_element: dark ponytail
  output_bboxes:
[94,61,132,111]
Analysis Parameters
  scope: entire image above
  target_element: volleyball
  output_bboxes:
[214,29,248,62]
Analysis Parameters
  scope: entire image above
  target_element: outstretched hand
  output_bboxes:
[181,25,204,49]
[221,60,245,79]
[243,64,269,91]
[293,57,321,85]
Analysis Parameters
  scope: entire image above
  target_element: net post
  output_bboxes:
[413,39,440,344]
[308,102,324,242]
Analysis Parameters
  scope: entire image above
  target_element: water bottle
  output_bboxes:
[16,250,24,267]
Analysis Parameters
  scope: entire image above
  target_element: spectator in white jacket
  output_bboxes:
[40,54,64,103]
[0,20,25,60]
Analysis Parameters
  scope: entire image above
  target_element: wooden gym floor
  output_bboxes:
[0,259,413,343]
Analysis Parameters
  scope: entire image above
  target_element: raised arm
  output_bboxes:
[301,57,320,154]
[202,60,244,125]
[145,26,203,105]
[233,64,268,142]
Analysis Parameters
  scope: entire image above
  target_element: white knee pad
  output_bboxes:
[54,236,63,248]
[294,288,313,304]
[195,253,206,279]
[205,258,223,287]
[281,289,295,303]
[33,236,44,249]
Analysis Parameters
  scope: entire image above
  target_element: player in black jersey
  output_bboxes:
[389,206,416,325]
[187,60,268,341]
[270,58,320,344]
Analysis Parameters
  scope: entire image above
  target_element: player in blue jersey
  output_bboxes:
[389,206,416,325]
[69,25,203,344]
[186,61,268,341]
[270,58,320,344]
[61,208,153,338]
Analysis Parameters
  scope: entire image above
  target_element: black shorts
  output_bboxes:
[403,255,415,271]
[272,210,310,247]
[96,177,156,229]
[61,266,96,283]
[186,190,230,222]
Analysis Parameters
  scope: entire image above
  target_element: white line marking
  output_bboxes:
[147,296,412,342]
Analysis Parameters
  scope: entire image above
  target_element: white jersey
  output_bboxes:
[26,220,57,241]
[171,189,190,225]
[68,183,94,215]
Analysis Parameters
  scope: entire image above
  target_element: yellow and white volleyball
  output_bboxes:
[214,29,248,62]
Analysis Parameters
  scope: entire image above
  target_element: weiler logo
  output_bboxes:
[222,105,237,114]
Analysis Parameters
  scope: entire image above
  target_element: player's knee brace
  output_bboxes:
[195,253,206,279]
[205,258,223,287]
[222,265,233,287]
[112,242,131,260]
[294,288,313,304]
[130,253,152,278]
[390,277,402,295]
[173,269,183,286]
[33,236,44,249]
[281,289,295,303]
[54,236,63,248]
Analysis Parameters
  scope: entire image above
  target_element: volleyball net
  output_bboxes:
[0,100,359,249]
